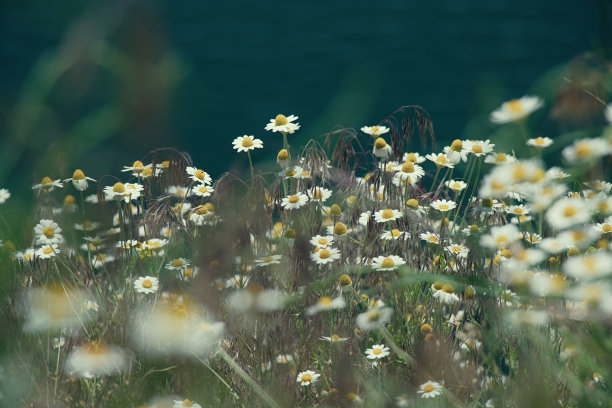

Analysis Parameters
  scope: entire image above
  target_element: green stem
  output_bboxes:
[247,151,254,182]
[380,327,413,365]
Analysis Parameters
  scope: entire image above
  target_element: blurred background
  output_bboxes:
[1,0,611,226]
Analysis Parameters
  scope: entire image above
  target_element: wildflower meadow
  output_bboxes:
[1,99,612,407]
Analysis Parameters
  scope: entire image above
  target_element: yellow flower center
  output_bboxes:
[277,149,289,160]
[438,204,449,210]
[43,226,55,238]
[64,195,76,205]
[172,259,184,267]
[371,125,379,133]
[182,400,194,407]
[198,186,208,194]
[374,138,387,149]
[381,209,394,219]
[334,222,347,235]
[401,161,415,173]
[194,169,206,180]
[112,182,125,193]
[43,247,54,255]
[288,195,300,204]
[195,206,209,215]
[391,229,401,237]
[339,274,352,286]
[435,155,447,165]
[367,309,381,322]
[331,334,340,341]
[275,114,288,126]
[423,384,435,393]
[301,373,312,382]
[495,152,507,162]
[319,249,331,259]
[428,235,439,243]
[563,206,577,217]
[450,139,463,152]
[420,323,433,333]
[433,281,443,290]
[184,268,193,277]
[534,137,546,145]
[406,199,419,208]
[241,137,254,148]
[41,176,53,185]
[95,254,106,261]
[132,161,144,173]
[575,141,592,158]
[312,189,322,199]
[381,257,395,268]
[452,246,461,252]
[142,279,153,288]
[441,284,454,293]
[472,145,483,154]
[264,256,274,263]
[602,224,612,232]
[72,169,85,180]
[317,238,328,245]
[141,167,153,177]
[507,99,523,113]
[373,348,382,355]
[406,153,417,162]
[481,198,494,208]
[319,296,333,305]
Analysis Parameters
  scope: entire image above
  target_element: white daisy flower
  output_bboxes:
[356,307,393,331]
[64,169,96,191]
[562,137,612,164]
[173,400,202,408]
[365,344,390,359]
[32,176,63,193]
[36,243,59,259]
[393,161,425,185]
[296,370,320,386]
[265,114,300,134]
[0,188,10,204]
[232,135,263,153]
[545,197,592,230]
[320,334,349,343]
[380,229,406,240]
[307,187,333,203]
[186,167,212,184]
[489,96,543,124]
[281,193,308,210]
[370,255,405,271]
[445,244,469,259]
[134,276,160,294]
[192,184,214,198]
[480,224,521,248]
[433,284,460,304]
[65,342,127,378]
[430,199,456,212]
[34,219,64,245]
[420,231,440,245]
[563,252,612,280]
[373,138,392,158]
[167,185,192,199]
[225,274,250,289]
[403,152,426,163]
[254,254,282,266]
[594,216,612,234]
[416,380,444,398]
[276,354,294,364]
[121,160,152,176]
[463,139,495,156]
[53,337,66,349]
[166,258,190,270]
[526,137,553,148]
[373,208,402,223]
[306,296,346,315]
[426,153,454,168]
[361,125,390,138]
[310,247,341,265]
[484,152,517,165]
[445,180,468,193]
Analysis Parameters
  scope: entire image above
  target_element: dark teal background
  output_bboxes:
[0,0,610,194]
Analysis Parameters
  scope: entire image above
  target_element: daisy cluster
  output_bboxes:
[2,101,612,407]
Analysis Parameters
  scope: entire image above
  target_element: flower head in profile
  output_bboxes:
[64,169,96,191]
[356,307,393,331]
[186,167,212,184]
[173,400,202,408]
[463,139,495,156]
[307,296,346,315]
[361,125,390,138]
[490,96,543,124]
[0,188,10,204]
[266,114,300,134]
[370,255,405,271]
[320,334,349,343]
[32,176,63,193]
[365,344,390,359]
[433,284,460,304]
[417,381,443,398]
[527,137,553,149]
[296,370,320,386]
[374,208,402,223]
[232,135,263,153]
[373,137,392,158]
[65,341,127,378]
[430,199,456,212]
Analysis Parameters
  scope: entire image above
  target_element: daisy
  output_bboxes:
[527,137,553,148]
[489,96,543,124]
[361,125,390,138]
[32,176,63,193]
[484,152,517,165]
[365,344,390,359]
[166,258,190,270]
[328,221,350,237]
[374,208,402,223]
[505,204,530,216]
[394,161,425,185]
[34,219,64,245]
[92,253,114,268]
[306,296,346,315]
[296,370,320,386]
[36,243,59,259]
[433,284,460,304]
[426,153,454,169]
[134,276,160,294]
[173,400,202,408]
[310,247,341,265]
[480,224,521,248]
[121,160,152,176]
[373,137,392,159]
[225,274,250,289]
[356,307,393,331]
[232,135,263,153]
[545,197,592,230]
[186,167,212,184]
[276,354,294,364]
[226,286,286,312]
[0,188,10,204]
[563,137,612,164]
[309,235,333,249]
[308,187,333,202]
[66,341,127,378]
[320,334,349,343]
[403,152,426,163]
[463,139,495,156]
[16,248,36,262]
[417,381,443,398]
[281,193,308,210]
[254,254,282,266]
[192,184,214,198]
[430,199,456,212]
[445,180,467,193]
[445,244,469,259]
[167,185,192,199]
[563,252,612,280]
[139,165,162,179]
[380,229,406,240]
[420,231,440,244]
[594,216,612,234]
[444,140,468,164]
[23,286,88,332]
[370,255,406,271]
[266,114,300,134]
[53,337,66,349]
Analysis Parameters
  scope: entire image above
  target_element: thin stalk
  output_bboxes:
[380,327,413,365]
[192,353,240,401]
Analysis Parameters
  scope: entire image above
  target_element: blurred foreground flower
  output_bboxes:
[490,96,543,124]
[23,285,90,332]
[66,341,127,378]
